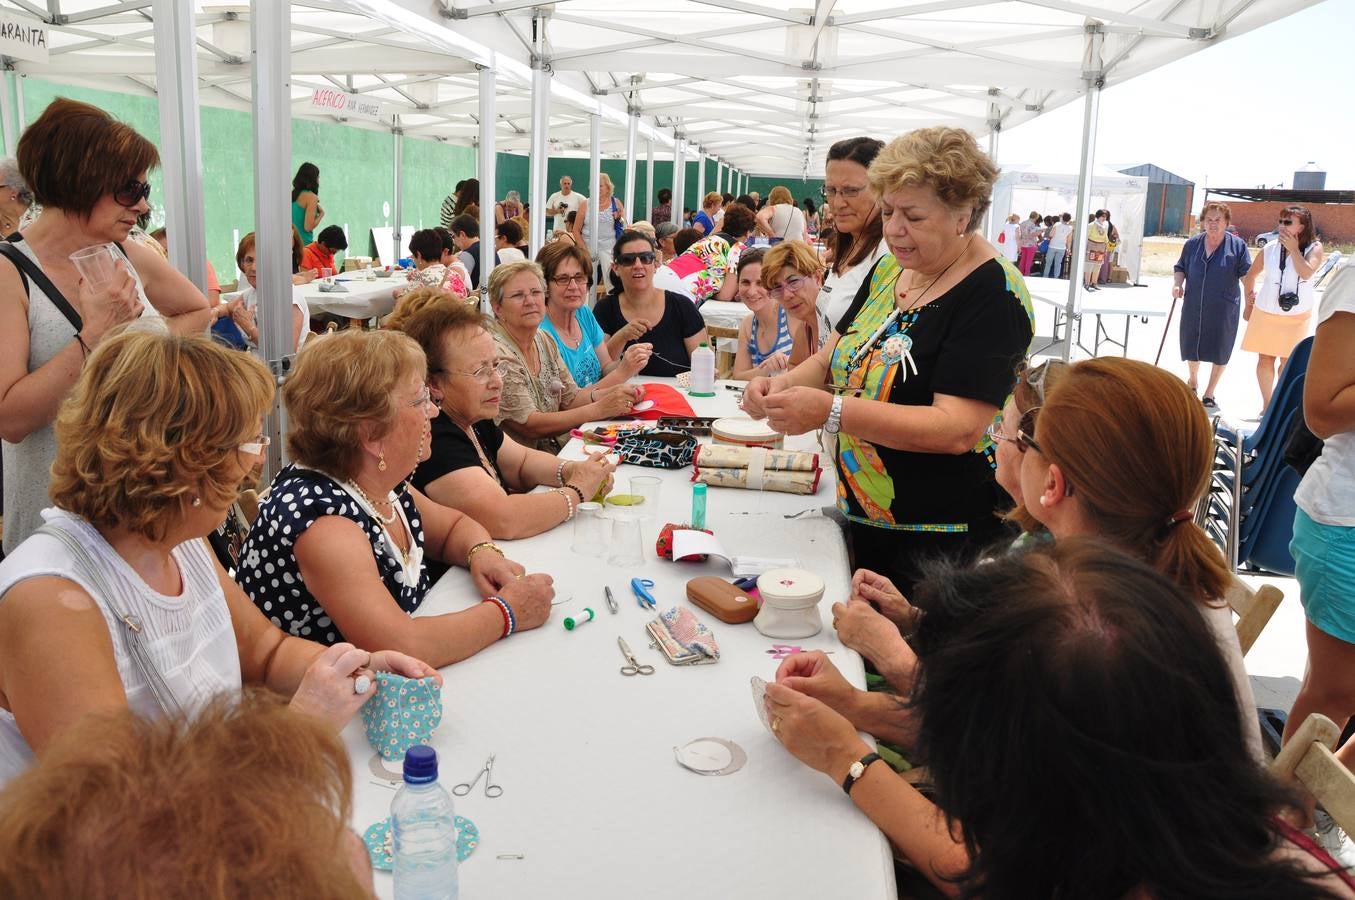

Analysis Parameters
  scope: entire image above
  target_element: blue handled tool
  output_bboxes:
[630,577,657,610]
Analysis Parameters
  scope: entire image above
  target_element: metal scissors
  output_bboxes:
[631,577,657,610]
[452,754,504,798]
[618,637,655,676]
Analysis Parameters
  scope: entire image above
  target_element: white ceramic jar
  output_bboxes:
[753,568,826,638]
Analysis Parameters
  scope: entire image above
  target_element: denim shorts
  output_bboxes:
[1291,507,1355,643]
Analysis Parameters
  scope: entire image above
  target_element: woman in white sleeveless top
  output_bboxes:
[1242,205,1324,411]
[755,185,809,244]
[0,98,212,555]
[0,328,436,788]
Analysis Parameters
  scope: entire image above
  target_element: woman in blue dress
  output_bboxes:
[1172,201,1251,410]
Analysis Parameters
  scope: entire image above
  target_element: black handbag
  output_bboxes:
[613,429,697,469]
[1283,414,1324,476]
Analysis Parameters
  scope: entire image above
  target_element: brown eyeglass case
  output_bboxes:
[685,576,759,624]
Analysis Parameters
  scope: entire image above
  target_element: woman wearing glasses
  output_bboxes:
[0,98,211,555]
[760,240,828,366]
[0,158,32,235]
[237,329,555,670]
[595,230,710,378]
[0,328,437,789]
[1242,205,1325,411]
[397,298,615,541]
[745,127,1033,596]
[490,260,642,453]
[816,137,889,338]
[538,241,651,388]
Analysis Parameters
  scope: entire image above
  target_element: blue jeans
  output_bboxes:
[1043,248,1066,278]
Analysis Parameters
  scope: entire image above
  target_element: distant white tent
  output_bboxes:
[990,165,1150,283]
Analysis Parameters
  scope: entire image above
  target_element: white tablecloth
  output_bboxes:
[699,300,752,332]
[303,275,399,319]
[345,379,895,899]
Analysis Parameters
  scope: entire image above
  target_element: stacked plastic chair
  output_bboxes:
[1196,337,1313,573]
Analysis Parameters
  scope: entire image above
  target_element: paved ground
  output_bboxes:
[1031,270,1316,716]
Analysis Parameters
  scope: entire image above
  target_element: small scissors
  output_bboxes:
[452,754,504,798]
[618,637,655,676]
[631,577,657,610]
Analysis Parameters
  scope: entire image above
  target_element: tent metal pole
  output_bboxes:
[528,62,549,255]
[588,112,600,279]
[696,150,705,210]
[154,0,207,291]
[1064,25,1105,363]
[478,65,496,312]
[13,74,22,135]
[623,110,638,225]
[391,114,402,267]
[983,102,1001,243]
[645,137,654,223]
[250,0,292,474]
[0,73,13,158]
[671,138,685,227]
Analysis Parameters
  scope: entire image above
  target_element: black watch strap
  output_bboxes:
[842,752,883,796]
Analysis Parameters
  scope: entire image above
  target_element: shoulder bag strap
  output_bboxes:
[34,523,185,716]
[0,240,83,333]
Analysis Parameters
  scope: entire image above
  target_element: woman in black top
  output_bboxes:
[397,298,615,541]
[594,230,709,378]
[745,127,1034,596]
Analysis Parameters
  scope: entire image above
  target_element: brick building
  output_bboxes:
[1206,188,1355,244]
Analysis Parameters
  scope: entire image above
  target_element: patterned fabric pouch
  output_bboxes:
[361,673,443,761]
[613,429,697,469]
[656,606,720,660]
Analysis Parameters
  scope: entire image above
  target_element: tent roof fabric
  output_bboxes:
[4,0,1322,177]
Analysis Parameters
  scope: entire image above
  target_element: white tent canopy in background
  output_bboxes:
[989,165,1149,282]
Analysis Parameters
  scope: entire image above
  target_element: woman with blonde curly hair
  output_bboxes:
[745,126,1034,594]
[235,328,556,668]
[0,326,435,789]
[0,691,376,898]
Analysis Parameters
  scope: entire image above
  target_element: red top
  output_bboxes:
[300,241,334,273]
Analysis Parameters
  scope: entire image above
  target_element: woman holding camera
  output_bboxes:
[1242,206,1324,411]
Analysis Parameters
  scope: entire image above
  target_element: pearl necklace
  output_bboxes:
[348,480,397,525]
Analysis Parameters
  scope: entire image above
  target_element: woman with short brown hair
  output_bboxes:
[0,97,212,553]
[1173,200,1251,409]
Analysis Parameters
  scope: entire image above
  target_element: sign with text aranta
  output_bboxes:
[0,14,48,63]
[308,88,385,122]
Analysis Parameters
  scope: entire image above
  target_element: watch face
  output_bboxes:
[849,760,865,779]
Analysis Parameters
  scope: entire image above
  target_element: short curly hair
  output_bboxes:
[385,286,457,333]
[284,329,426,481]
[0,690,368,899]
[395,297,490,376]
[49,325,273,541]
[535,239,592,287]
[486,260,545,309]
[868,126,998,233]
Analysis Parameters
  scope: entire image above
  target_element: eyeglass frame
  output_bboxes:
[501,287,546,305]
[407,386,436,408]
[434,359,509,385]
[768,273,811,299]
[549,272,590,287]
[239,434,272,457]
[615,251,657,266]
[821,185,868,200]
[114,178,151,208]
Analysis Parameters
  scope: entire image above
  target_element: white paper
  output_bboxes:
[670,530,795,576]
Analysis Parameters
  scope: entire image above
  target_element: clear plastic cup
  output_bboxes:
[571,502,607,557]
[69,243,120,289]
[630,476,661,522]
[607,512,645,567]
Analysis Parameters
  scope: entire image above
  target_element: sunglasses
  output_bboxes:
[114,179,151,208]
[1278,218,1295,226]
[616,251,656,266]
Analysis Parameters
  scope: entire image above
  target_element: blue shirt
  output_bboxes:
[541,306,607,387]
[692,210,715,235]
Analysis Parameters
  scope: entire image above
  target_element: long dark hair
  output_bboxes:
[909,540,1342,900]
[454,178,480,217]
[1282,205,1318,252]
[290,162,318,202]
[825,136,884,276]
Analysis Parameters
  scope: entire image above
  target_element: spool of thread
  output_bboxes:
[563,607,596,631]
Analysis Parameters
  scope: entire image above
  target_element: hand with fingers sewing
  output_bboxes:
[288,642,399,730]
[832,599,916,689]
[761,385,833,436]
[774,650,862,721]
[764,681,872,782]
[850,568,922,631]
[469,549,527,598]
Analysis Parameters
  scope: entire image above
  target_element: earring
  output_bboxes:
[378,453,387,472]
[1039,495,1052,508]
[191,496,202,507]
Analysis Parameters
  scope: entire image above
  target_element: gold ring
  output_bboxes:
[771,717,782,735]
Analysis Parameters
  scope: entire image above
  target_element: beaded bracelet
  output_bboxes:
[555,460,567,487]
[553,487,575,521]
[564,483,586,506]
[484,595,515,638]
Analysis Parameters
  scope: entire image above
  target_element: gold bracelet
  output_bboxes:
[465,541,503,567]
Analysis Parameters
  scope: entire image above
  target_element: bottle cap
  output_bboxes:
[694,483,707,495]
[402,744,439,784]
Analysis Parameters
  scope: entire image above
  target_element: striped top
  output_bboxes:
[748,305,793,365]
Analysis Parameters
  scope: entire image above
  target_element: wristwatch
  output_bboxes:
[824,395,844,436]
[842,752,883,796]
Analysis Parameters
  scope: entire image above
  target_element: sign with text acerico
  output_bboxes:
[307,88,385,122]
[0,14,47,63]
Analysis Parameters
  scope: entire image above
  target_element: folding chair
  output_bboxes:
[1270,713,1355,838]
[705,323,740,379]
[1223,577,1284,656]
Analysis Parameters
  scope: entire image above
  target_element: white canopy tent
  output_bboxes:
[990,164,1149,282]
[0,0,1324,464]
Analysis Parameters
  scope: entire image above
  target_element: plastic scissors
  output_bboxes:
[630,577,657,610]
[452,754,504,798]
[618,637,655,676]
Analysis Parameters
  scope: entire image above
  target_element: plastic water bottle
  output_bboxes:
[392,745,459,900]
[689,342,716,396]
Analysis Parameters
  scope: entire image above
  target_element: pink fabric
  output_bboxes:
[1018,245,1037,275]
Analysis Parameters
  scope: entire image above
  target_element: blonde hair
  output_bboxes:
[869,127,998,232]
[760,239,824,289]
[283,329,426,481]
[486,260,545,309]
[385,286,458,333]
[597,172,614,195]
[767,185,793,206]
[50,326,273,541]
[0,690,368,900]
[702,191,723,208]
[629,219,656,240]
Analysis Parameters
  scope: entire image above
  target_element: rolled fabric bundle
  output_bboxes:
[692,444,822,495]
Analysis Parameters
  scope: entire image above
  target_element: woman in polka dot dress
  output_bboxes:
[235,330,557,668]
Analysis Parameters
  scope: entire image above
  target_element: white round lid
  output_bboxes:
[756,568,826,603]
[712,416,779,440]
